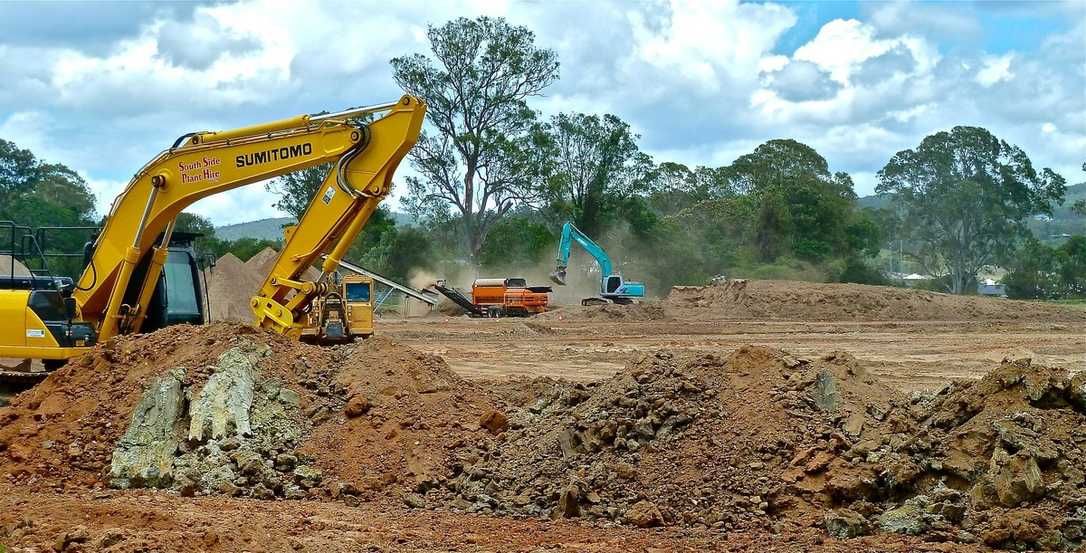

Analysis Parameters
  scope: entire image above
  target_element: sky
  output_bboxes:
[1,0,1083,225]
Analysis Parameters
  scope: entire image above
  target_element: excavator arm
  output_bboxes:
[71,95,425,342]
[251,96,425,336]
[550,222,614,286]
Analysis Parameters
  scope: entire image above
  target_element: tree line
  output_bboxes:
[2,16,1081,300]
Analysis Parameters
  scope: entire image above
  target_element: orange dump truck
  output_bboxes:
[470,278,551,317]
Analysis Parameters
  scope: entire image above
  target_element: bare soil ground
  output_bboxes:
[383,318,1085,393]
[0,280,1083,552]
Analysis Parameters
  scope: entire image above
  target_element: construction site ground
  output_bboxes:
[385,317,1085,393]
[1,281,1084,552]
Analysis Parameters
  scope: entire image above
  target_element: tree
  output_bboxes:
[877,126,1066,294]
[265,164,331,220]
[724,139,858,262]
[391,16,560,264]
[545,112,648,237]
[0,138,96,225]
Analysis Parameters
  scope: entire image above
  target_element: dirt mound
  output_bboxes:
[422,346,1085,549]
[537,302,668,321]
[205,254,264,322]
[205,249,322,323]
[666,279,1086,322]
[0,255,31,277]
[0,324,499,503]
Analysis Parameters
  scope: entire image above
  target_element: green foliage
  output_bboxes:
[0,138,96,226]
[1002,236,1086,300]
[837,257,888,285]
[392,16,560,261]
[478,213,555,270]
[877,126,1066,294]
[544,112,649,237]
[345,207,434,282]
[225,237,280,262]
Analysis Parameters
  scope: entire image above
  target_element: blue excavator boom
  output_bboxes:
[549,222,645,304]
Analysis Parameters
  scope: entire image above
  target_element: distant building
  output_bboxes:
[977,278,1006,297]
[900,273,931,288]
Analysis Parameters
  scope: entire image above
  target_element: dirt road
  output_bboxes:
[382,317,1085,392]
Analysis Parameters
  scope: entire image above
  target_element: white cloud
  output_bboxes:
[626,1,795,93]
[975,53,1014,87]
[0,0,1083,230]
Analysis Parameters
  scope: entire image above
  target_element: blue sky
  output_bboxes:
[1,0,1082,225]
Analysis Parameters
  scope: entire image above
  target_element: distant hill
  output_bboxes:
[858,182,1085,242]
[215,217,293,242]
[215,210,417,242]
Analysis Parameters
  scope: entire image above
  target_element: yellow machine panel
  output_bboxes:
[343,275,375,338]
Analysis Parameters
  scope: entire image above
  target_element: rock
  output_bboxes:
[626,500,663,528]
[811,369,839,411]
[283,485,307,500]
[177,476,199,497]
[277,388,301,407]
[54,525,90,551]
[344,394,371,418]
[187,348,257,441]
[612,462,637,480]
[98,529,125,548]
[981,509,1052,549]
[213,480,241,497]
[479,410,508,434]
[556,430,578,458]
[842,411,864,438]
[824,509,870,538]
[633,419,655,440]
[251,483,275,500]
[877,500,926,535]
[804,450,835,474]
[108,369,186,489]
[1071,372,1085,410]
[275,453,297,471]
[403,493,426,509]
[293,465,322,488]
[557,484,580,518]
[232,450,266,477]
[990,449,1044,507]
[204,464,237,491]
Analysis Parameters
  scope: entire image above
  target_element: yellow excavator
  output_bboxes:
[0,95,425,369]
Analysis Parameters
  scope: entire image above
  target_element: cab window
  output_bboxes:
[345,282,371,302]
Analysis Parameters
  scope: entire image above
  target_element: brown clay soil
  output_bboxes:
[0,279,1083,552]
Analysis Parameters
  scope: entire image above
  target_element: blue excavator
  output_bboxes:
[549,221,646,305]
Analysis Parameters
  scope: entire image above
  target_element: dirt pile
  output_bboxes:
[421,346,1085,549]
[0,255,31,277]
[0,324,499,503]
[537,302,668,321]
[204,248,322,323]
[666,279,1086,322]
[205,254,265,322]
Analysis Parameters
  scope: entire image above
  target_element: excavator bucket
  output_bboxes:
[549,267,567,286]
